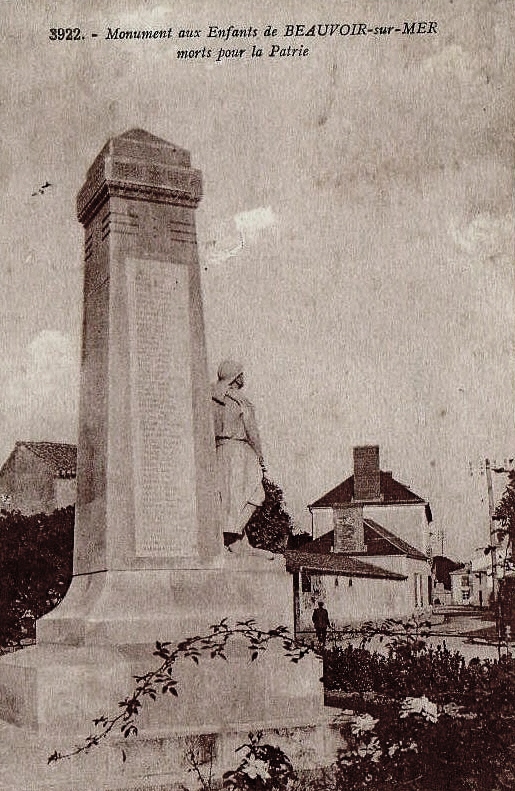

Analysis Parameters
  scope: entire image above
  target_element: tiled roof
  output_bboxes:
[306,532,334,554]
[302,519,428,562]
[309,471,426,508]
[18,442,77,477]
[284,550,407,580]
[363,518,428,561]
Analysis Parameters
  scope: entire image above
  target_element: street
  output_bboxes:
[321,606,505,663]
[427,606,501,662]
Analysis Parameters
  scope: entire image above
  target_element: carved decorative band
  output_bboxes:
[77,169,202,226]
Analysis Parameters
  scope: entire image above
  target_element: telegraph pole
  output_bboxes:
[485,458,498,599]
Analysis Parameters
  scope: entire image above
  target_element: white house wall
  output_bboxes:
[0,446,77,514]
[312,508,333,540]
[365,555,431,611]
[0,446,54,514]
[365,504,429,555]
[54,477,77,510]
[297,573,417,633]
[0,453,16,509]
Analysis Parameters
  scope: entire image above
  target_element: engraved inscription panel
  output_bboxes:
[333,507,365,553]
[127,258,197,556]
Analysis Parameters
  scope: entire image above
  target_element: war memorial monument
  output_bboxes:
[0,130,336,790]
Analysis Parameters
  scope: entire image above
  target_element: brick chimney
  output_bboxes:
[333,505,365,553]
[353,445,381,501]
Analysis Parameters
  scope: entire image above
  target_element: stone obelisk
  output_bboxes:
[0,132,330,789]
[73,129,221,571]
[37,129,232,649]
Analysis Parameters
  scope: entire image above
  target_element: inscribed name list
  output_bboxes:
[127,258,197,557]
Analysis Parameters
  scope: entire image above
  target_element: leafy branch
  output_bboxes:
[327,615,432,651]
[47,618,313,765]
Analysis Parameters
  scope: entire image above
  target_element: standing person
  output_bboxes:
[212,360,267,551]
[312,601,330,647]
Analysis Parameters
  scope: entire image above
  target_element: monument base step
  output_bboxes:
[36,559,292,646]
[0,637,324,735]
[0,713,343,791]
[0,558,323,735]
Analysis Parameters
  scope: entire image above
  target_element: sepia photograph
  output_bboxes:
[0,1,513,789]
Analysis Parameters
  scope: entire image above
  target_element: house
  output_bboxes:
[285,445,432,634]
[431,555,463,605]
[309,445,432,555]
[0,442,77,515]
[450,564,473,605]
[470,550,493,607]
[450,550,494,607]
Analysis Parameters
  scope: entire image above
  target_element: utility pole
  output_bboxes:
[485,458,499,600]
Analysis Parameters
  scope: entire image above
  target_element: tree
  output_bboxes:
[0,506,74,649]
[492,472,515,641]
[245,477,293,553]
[493,470,515,545]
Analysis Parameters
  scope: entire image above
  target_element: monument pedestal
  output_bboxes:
[0,555,338,791]
[1,555,323,735]
[0,131,337,789]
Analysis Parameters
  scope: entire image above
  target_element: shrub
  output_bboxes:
[0,506,74,648]
[324,642,473,699]
[223,732,296,791]
[333,684,515,791]
[325,642,515,790]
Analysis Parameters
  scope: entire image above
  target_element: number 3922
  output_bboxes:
[49,28,83,41]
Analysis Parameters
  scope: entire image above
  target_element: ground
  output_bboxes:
[427,605,501,661]
[312,605,503,663]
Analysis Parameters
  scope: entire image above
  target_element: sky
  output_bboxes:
[0,0,513,560]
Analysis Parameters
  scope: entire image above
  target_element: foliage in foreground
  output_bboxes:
[494,469,515,545]
[0,506,74,649]
[325,639,515,791]
[217,645,515,791]
[330,668,515,791]
[223,731,296,791]
[47,613,515,791]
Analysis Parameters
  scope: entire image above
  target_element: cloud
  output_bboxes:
[203,206,277,266]
[234,206,276,242]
